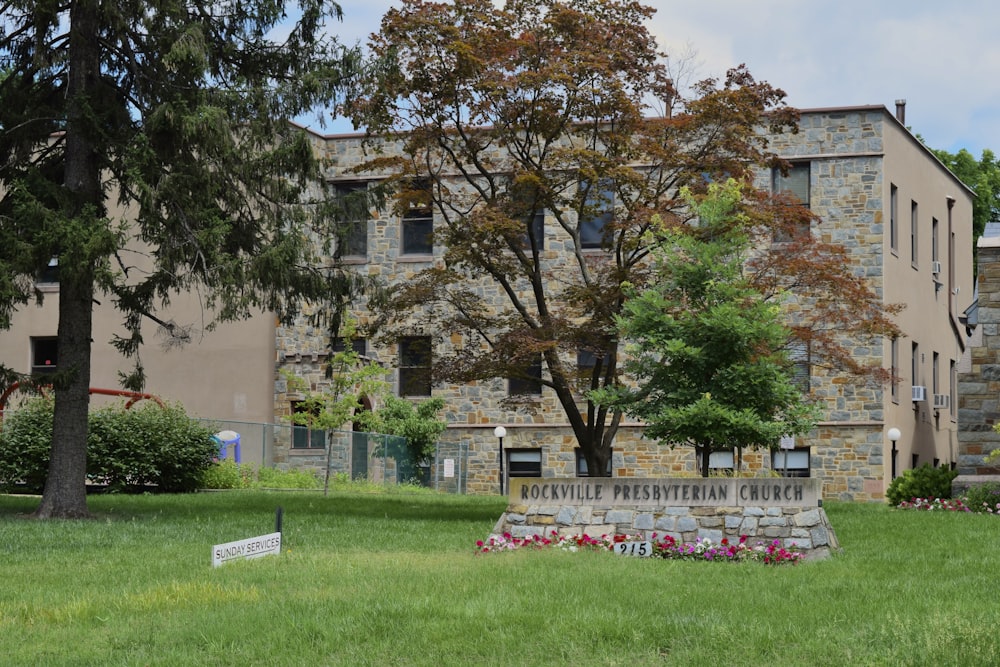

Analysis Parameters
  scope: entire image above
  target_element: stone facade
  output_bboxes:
[273,106,974,501]
[491,478,839,560]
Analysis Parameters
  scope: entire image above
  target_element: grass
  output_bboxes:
[2,490,1000,666]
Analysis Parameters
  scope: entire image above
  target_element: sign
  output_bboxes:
[444,458,455,478]
[614,541,653,557]
[212,532,282,567]
[508,477,821,508]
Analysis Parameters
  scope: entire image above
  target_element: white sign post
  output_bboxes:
[212,532,282,567]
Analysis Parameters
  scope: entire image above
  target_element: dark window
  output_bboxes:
[508,449,542,478]
[890,184,898,252]
[290,401,325,449]
[335,183,369,258]
[332,337,366,356]
[399,336,432,396]
[772,448,810,478]
[402,180,433,255]
[575,448,612,477]
[36,257,59,284]
[911,200,919,267]
[579,180,614,249]
[509,356,542,396]
[30,337,58,376]
[788,341,810,393]
[521,210,545,251]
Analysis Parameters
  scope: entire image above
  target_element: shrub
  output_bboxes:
[886,463,958,506]
[0,398,217,493]
[0,397,55,492]
[199,459,254,489]
[963,482,1000,514]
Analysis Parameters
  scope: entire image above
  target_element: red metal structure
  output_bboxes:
[0,382,165,423]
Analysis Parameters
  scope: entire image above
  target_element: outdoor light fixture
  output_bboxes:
[494,426,507,495]
[887,427,901,479]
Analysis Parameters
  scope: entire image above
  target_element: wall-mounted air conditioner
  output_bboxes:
[933,394,950,410]
[911,385,927,402]
[931,260,942,275]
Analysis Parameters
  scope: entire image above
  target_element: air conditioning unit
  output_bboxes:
[911,385,927,402]
[931,260,942,275]
[933,394,950,410]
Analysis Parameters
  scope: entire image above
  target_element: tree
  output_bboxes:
[593,181,818,475]
[357,395,448,484]
[928,147,1000,268]
[346,0,803,477]
[0,1,362,517]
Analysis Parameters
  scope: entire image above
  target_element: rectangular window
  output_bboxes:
[891,337,899,402]
[772,448,810,478]
[932,217,940,262]
[708,449,735,475]
[508,356,543,396]
[772,162,810,207]
[398,336,432,396]
[332,337,366,356]
[912,341,920,404]
[932,352,940,396]
[890,184,898,253]
[36,257,59,285]
[335,183,369,259]
[30,337,58,376]
[579,180,614,249]
[507,449,542,478]
[522,210,545,251]
[291,401,326,449]
[950,359,957,418]
[911,200,919,267]
[788,341,810,393]
[401,180,433,255]
[575,448,612,477]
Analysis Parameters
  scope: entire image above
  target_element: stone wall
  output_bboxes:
[958,238,1000,473]
[491,478,839,560]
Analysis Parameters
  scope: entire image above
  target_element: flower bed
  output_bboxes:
[475,531,804,565]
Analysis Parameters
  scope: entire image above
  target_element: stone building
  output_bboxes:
[0,104,975,501]
[274,103,974,501]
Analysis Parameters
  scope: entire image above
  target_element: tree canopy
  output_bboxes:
[0,0,361,517]
[929,146,1000,267]
[593,181,818,475]
[346,0,897,476]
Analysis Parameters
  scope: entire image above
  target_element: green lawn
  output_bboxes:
[2,489,998,666]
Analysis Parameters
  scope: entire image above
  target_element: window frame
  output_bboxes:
[575,448,612,477]
[508,355,543,396]
[507,448,543,478]
[30,337,58,376]
[290,400,326,450]
[579,179,614,249]
[401,180,434,257]
[334,182,370,259]
[398,336,433,397]
[772,448,810,478]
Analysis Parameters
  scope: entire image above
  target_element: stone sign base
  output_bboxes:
[491,478,840,560]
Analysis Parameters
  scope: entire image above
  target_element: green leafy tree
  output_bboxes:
[0,1,362,517]
[594,181,818,476]
[928,147,1000,267]
[346,0,802,477]
[357,396,448,481]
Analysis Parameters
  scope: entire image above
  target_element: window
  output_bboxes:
[30,337,58,376]
[521,210,545,251]
[708,449,735,475]
[932,352,940,397]
[912,341,920,405]
[950,360,957,418]
[398,336,432,396]
[890,337,899,402]
[509,356,542,396]
[401,180,433,256]
[509,181,545,250]
[772,448,810,478]
[890,184,898,253]
[575,448,612,477]
[332,337,366,356]
[772,162,810,207]
[36,257,59,285]
[788,341,810,393]
[910,200,919,267]
[335,183,369,258]
[507,449,542,478]
[291,401,325,449]
[579,180,613,249]
[932,217,940,263]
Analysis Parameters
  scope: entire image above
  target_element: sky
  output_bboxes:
[309,0,1000,157]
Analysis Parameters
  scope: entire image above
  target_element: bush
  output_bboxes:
[199,459,254,489]
[886,463,959,506]
[962,482,1000,513]
[0,397,217,493]
[0,397,56,492]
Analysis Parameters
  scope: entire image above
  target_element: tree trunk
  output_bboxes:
[34,0,101,519]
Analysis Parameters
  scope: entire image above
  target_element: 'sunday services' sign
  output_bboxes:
[508,477,820,508]
[212,532,282,567]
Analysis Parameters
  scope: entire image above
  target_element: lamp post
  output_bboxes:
[493,426,507,495]
[888,427,901,479]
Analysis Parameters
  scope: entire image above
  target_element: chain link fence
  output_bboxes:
[196,419,469,493]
